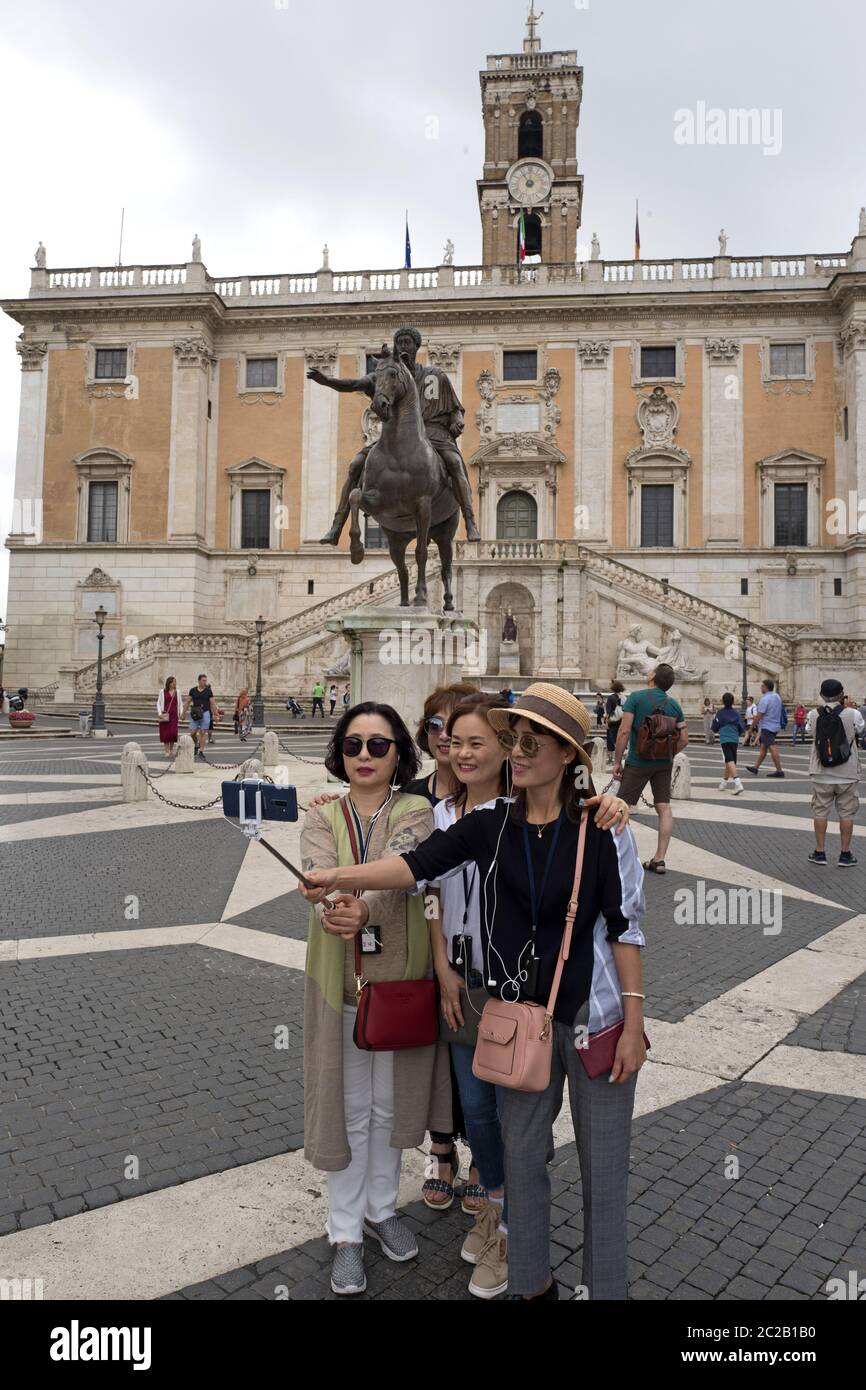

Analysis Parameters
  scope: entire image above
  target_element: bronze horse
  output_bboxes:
[348,349,459,611]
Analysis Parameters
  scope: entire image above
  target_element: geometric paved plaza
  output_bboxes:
[1,720,864,1301]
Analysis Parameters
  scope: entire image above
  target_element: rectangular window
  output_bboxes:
[843,407,849,442]
[640,485,674,547]
[241,490,271,549]
[640,346,677,379]
[774,483,808,547]
[834,578,843,597]
[503,350,538,382]
[308,580,315,596]
[741,578,749,596]
[94,348,128,380]
[364,517,389,551]
[245,357,278,390]
[769,343,806,377]
[87,482,119,543]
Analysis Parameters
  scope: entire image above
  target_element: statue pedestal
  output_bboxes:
[498,640,521,679]
[325,608,481,732]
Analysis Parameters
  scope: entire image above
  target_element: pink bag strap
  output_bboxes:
[543,811,588,1026]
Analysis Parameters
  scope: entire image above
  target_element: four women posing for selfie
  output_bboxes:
[301,682,648,1301]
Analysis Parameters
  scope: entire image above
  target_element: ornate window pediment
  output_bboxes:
[756,449,825,548]
[470,435,564,541]
[73,448,134,543]
[227,458,287,550]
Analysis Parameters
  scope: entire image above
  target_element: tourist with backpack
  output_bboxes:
[712,693,746,795]
[745,679,786,779]
[613,664,688,874]
[806,680,864,867]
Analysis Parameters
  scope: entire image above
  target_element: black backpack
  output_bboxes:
[814,705,852,768]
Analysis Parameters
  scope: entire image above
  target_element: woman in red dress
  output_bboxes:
[157,676,181,758]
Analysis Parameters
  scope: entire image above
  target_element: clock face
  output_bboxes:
[507,160,552,207]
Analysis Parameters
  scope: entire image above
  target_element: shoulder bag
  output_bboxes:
[472,812,588,1092]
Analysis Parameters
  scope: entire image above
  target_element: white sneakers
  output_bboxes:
[719,777,744,796]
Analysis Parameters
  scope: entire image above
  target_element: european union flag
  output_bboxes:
[404,214,412,270]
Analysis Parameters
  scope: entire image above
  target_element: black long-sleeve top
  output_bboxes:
[402,804,646,1026]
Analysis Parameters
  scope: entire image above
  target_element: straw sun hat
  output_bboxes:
[487,683,594,775]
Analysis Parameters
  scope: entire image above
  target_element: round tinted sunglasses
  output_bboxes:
[424,716,448,736]
[496,729,547,758]
[341,735,395,759]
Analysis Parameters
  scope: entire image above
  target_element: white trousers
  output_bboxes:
[326,1006,402,1245]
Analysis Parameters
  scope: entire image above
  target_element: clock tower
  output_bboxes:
[478,4,584,267]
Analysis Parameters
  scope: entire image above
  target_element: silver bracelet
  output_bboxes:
[621,991,646,1000]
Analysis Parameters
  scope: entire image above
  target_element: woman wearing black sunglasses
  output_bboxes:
[300,701,452,1296]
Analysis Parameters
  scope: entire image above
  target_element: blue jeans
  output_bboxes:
[450,1006,507,1220]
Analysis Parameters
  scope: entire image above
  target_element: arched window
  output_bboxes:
[518,110,543,159]
[497,491,538,541]
[521,214,542,261]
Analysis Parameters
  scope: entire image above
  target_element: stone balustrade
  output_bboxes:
[28,248,852,305]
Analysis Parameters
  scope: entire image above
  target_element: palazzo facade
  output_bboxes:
[3,14,866,710]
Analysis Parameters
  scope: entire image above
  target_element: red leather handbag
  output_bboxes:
[338,800,439,1053]
[353,936,439,1052]
[576,1020,651,1080]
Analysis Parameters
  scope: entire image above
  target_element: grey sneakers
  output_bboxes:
[363,1216,419,1262]
[331,1243,367,1295]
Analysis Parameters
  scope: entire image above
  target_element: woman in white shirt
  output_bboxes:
[428,693,511,1299]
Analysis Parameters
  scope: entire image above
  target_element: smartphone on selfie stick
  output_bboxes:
[221,780,336,909]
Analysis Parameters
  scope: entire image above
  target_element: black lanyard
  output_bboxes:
[522,810,564,945]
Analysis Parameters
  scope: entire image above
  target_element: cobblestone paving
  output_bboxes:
[0,820,248,936]
[785,975,866,1055]
[634,878,849,1023]
[0,947,304,1235]
[659,820,864,915]
[0,800,123,827]
[227,890,310,941]
[164,1082,866,1301]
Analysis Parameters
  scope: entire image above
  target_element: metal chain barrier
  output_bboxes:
[277,736,328,768]
[138,765,236,810]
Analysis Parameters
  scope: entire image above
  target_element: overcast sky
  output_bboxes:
[1,0,864,632]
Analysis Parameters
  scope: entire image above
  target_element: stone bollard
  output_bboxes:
[590,736,608,785]
[239,758,264,780]
[672,751,692,800]
[175,734,195,775]
[261,731,280,768]
[121,742,149,803]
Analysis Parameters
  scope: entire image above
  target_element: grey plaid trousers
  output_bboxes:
[500,1013,637,1299]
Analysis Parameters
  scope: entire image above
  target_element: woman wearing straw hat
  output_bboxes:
[301,683,647,1301]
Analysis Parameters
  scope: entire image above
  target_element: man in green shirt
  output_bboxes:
[613,663,688,875]
[312,682,326,720]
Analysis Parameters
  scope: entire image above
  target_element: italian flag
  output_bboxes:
[518,209,527,263]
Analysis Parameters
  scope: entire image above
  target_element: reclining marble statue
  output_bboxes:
[306,325,481,612]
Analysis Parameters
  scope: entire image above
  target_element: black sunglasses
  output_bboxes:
[341,735,395,760]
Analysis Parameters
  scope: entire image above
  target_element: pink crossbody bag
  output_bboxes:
[472,811,650,1091]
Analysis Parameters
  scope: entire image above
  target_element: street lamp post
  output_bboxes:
[0,618,6,694]
[738,619,750,714]
[91,605,108,733]
[252,616,266,728]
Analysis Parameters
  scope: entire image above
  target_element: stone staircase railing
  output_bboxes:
[574,548,795,665]
[73,632,252,693]
[261,562,441,660]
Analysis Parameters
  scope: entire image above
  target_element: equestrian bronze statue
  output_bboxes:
[306,325,480,612]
